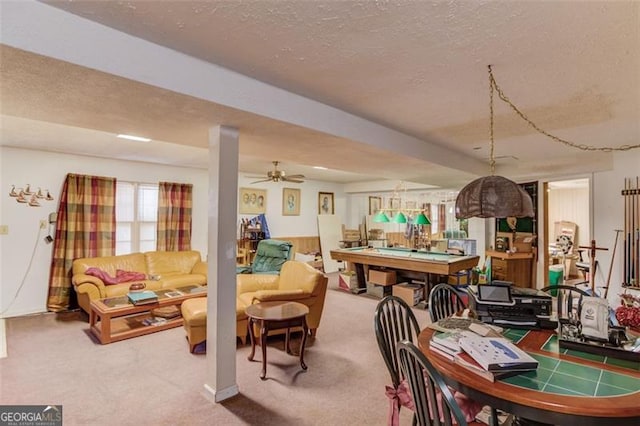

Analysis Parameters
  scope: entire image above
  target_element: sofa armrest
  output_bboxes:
[252,289,308,302]
[72,274,107,299]
[191,261,208,277]
[237,274,279,294]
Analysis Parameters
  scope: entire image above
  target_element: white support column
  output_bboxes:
[203,125,239,402]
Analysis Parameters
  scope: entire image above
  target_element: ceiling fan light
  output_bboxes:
[455,175,534,219]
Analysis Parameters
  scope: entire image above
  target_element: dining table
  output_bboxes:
[418,327,640,426]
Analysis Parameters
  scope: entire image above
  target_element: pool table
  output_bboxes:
[330,246,479,293]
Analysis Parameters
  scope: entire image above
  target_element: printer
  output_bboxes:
[468,282,556,329]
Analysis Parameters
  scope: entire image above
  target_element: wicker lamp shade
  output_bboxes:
[455,175,534,219]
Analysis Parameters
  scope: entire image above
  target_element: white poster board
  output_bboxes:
[317,214,343,273]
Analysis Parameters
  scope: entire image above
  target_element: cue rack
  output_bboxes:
[623,177,640,288]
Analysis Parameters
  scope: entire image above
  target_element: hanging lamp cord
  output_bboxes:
[488,65,640,152]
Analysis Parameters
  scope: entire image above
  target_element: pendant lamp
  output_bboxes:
[392,212,407,224]
[373,211,390,223]
[455,66,534,220]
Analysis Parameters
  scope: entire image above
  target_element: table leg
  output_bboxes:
[285,327,292,354]
[247,318,256,361]
[260,320,268,380]
[354,263,367,293]
[299,316,308,371]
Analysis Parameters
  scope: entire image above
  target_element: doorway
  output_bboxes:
[543,178,591,286]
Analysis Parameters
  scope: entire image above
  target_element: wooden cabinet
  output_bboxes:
[486,250,534,288]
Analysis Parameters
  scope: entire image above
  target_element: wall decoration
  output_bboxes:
[389,197,401,210]
[369,196,382,215]
[9,184,54,207]
[282,187,301,216]
[239,187,266,214]
[318,192,334,215]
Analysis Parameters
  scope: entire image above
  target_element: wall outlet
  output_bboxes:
[39,220,47,230]
[0,225,8,235]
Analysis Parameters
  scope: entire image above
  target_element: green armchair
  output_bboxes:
[237,239,293,274]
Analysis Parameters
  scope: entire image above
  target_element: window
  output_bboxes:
[116,181,158,255]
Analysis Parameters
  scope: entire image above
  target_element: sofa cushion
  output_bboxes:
[160,274,207,289]
[85,268,146,285]
[73,253,147,277]
[145,250,201,276]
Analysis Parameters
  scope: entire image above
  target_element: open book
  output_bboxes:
[458,332,538,372]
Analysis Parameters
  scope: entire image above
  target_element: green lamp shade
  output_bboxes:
[392,212,407,223]
[414,213,431,225]
[373,212,390,223]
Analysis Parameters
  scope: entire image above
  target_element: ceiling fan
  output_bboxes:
[247,161,305,184]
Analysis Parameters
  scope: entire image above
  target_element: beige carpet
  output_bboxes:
[0,274,429,425]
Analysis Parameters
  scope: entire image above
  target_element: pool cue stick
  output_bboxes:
[604,229,622,299]
[624,178,629,285]
[634,176,640,287]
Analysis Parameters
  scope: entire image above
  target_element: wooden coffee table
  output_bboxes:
[245,301,310,380]
[89,285,207,344]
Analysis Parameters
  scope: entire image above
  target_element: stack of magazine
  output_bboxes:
[429,329,538,382]
[127,290,158,305]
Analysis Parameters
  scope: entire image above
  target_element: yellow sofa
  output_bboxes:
[72,250,207,314]
[236,260,328,341]
[180,260,328,351]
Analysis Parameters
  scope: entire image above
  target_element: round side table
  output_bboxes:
[245,301,310,380]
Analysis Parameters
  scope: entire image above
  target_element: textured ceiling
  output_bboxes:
[1,0,638,186]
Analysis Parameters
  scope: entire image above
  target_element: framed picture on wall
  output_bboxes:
[239,187,266,214]
[318,192,334,215]
[369,196,382,215]
[389,197,401,210]
[282,187,301,216]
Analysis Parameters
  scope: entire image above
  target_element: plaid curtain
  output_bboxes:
[157,182,193,251]
[47,174,116,312]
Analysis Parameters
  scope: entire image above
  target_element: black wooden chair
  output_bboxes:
[428,283,467,323]
[374,295,421,425]
[541,284,589,323]
[397,340,484,426]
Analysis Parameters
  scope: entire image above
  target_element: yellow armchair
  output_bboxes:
[236,260,328,339]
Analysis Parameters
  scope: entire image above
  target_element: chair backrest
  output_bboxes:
[278,260,325,294]
[428,283,467,323]
[397,340,469,426]
[541,284,589,322]
[251,239,293,274]
[374,295,421,388]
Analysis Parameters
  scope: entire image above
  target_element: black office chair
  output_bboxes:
[397,340,483,426]
[374,296,420,424]
[541,284,589,323]
[428,283,467,323]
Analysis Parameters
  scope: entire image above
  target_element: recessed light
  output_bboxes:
[117,134,151,142]
[313,166,328,170]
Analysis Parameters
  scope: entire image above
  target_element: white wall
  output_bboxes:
[236,175,345,238]
[0,147,343,318]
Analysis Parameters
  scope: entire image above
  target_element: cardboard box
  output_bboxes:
[392,282,424,306]
[366,282,392,299]
[368,269,396,286]
[448,271,469,285]
[338,271,359,292]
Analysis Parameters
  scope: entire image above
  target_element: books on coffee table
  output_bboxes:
[127,290,158,305]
